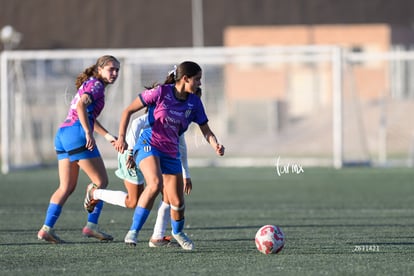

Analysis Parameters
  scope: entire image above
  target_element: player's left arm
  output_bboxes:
[199,123,225,156]
[183,178,192,195]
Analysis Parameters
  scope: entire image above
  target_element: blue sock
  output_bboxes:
[171,218,185,235]
[130,207,150,231]
[43,203,62,228]
[87,200,104,224]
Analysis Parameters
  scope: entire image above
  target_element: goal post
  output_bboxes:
[1,51,9,173]
[0,45,360,173]
[332,46,344,169]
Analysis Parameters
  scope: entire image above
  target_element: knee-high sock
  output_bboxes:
[43,203,62,228]
[94,189,127,208]
[151,201,171,239]
[129,206,150,231]
[87,200,104,224]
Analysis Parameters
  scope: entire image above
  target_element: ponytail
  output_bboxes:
[75,65,97,89]
[75,55,120,89]
[163,61,201,85]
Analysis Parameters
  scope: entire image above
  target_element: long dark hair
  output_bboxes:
[143,61,202,113]
[163,61,202,84]
[75,55,120,89]
[145,61,202,89]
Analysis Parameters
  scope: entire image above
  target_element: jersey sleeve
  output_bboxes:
[193,98,209,126]
[82,79,105,101]
[138,85,162,106]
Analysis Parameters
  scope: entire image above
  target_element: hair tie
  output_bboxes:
[168,65,177,79]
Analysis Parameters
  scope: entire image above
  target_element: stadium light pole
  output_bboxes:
[192,0,204,47]
[1,25,22,50]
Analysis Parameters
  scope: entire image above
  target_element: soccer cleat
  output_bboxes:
[37,225,64,244]
[82,224,113,241]
[124,230,138,246]
[84,183,99,213]
[172,231,194,250]
[148,236,176,248]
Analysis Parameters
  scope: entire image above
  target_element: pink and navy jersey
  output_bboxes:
[60,77,105,128]
[138,84,208,157]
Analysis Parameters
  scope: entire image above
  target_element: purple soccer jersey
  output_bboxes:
[138,84,208,157]
[60,78,105,128]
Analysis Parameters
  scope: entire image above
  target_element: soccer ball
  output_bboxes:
[255,225,285,254]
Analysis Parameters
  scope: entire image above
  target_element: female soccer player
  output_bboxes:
[37,55,120,243]
[90,112,193,246]
[88,88,202,247]
[105,61,224,250]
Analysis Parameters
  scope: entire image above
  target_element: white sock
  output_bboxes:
[151,201,171,239]
[93,189,127,208]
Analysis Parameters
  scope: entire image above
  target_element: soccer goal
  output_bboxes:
[342,48,414,167]
[1,45,387,174]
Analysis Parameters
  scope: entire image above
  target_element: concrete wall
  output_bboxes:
[1,0,414,50]
[224,24,397,110]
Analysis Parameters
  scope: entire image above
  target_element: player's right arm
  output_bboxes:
[115,96,145,153]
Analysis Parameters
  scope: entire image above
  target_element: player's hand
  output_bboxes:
[126,154,136,169]
[109,137,118,147]
[114,138,128,153]
[184,178,193,195]
[85,132,96,151]
[216,144,225,156]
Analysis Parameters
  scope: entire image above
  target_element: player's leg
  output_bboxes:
[163,168,193,250]
[79,156,108,188]
[124,160,145,208]
[136,155,163,208]
[123,181,145,245]
[92,180,143,208]
[80,155,108,212]
[124,180,144,208]
[92,151,143,208]
[122,162,145,244]
[149,190,172,247]
[125,155,162,246]
[79,156,113,241]
[37,158,79,243]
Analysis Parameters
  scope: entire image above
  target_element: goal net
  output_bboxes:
[342,48,414,167]
[2,46,412,173]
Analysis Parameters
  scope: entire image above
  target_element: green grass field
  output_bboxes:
[1,166,413,275]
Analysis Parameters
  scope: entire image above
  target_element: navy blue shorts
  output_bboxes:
[54,123,101,162]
